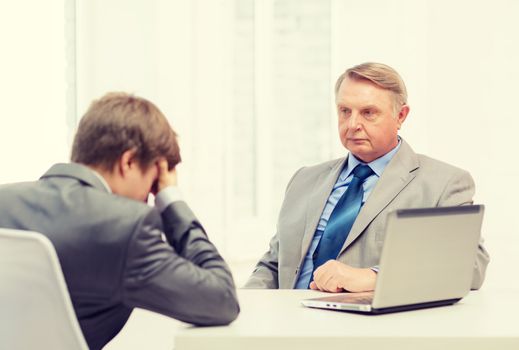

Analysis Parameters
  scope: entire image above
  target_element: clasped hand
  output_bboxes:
[150,158,177,196]
[309,260,377,293]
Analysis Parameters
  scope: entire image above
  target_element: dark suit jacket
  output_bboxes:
[245,139,489,290]
[0,163,239,350]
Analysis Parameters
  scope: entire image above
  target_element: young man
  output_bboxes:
[0,93,239,350]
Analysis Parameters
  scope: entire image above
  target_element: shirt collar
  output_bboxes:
[90,168,112,193]
[339,137,402,181]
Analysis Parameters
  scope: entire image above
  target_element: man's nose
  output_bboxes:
[348,112,361,129]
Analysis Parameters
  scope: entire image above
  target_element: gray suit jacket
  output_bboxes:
[245,140,489,290]
[0,163,239,350]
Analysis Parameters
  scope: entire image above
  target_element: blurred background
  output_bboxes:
[1,0,517,302]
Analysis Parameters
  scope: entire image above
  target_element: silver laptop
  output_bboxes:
[301,205,484,314]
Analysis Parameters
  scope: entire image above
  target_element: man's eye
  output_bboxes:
[363,110,375,118]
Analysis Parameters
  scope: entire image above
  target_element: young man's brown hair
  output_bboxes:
[71,92,181,171]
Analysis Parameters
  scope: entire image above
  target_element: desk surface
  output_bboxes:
[174,288,519,350]
[105,287,519,350]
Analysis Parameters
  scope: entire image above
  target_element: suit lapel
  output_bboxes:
[299,158,346,258]
[339,140,420,253]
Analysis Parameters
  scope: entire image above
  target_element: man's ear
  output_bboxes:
[397,104,410,129]
[117,149,138,178]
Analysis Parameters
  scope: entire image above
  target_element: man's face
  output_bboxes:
[336,77,408,163]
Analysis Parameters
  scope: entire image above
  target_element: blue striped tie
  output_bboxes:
[310,164,374,283]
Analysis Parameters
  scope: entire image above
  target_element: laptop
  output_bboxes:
[301,205,484,314]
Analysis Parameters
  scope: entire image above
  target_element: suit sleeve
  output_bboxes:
[437,170,490,290]
[243,234,280,289]
[244,167,306,289]
[121,201,240,325]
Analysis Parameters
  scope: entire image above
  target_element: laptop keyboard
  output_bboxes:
[321,293,374,305]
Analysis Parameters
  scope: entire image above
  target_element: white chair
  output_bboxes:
[0,228,89,350]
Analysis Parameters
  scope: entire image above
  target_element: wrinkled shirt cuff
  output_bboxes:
[155,186,183,212]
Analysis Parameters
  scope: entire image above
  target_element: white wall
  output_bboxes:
[0,0,69,183]
[1,0,518,291]
[76,0,239,255]
[75,0,330,263]
[331,0,519,289]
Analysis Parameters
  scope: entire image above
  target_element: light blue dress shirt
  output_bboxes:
[294,140,401,288]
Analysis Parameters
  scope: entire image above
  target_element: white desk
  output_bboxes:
[105,287,519,350]
[174,288,519,350]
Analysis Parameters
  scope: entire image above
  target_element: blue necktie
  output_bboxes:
[310,164,374,282]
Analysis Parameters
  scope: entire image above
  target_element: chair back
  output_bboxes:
[0,228,88,350]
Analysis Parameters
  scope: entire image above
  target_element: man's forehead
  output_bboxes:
[336,77,393,105]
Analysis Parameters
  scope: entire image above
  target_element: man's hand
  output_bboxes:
[153,158,177,194]
[309,260,377,293]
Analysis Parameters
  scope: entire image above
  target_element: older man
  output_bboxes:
[245,62,489,292]
[0,93,239,350]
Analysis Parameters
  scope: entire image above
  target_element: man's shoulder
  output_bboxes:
[296,157,345,177]
[397,139,470,177]
[81,186,156,223]
[1,175,156,230]
[415,153,470,176]
[281,157,345,195]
